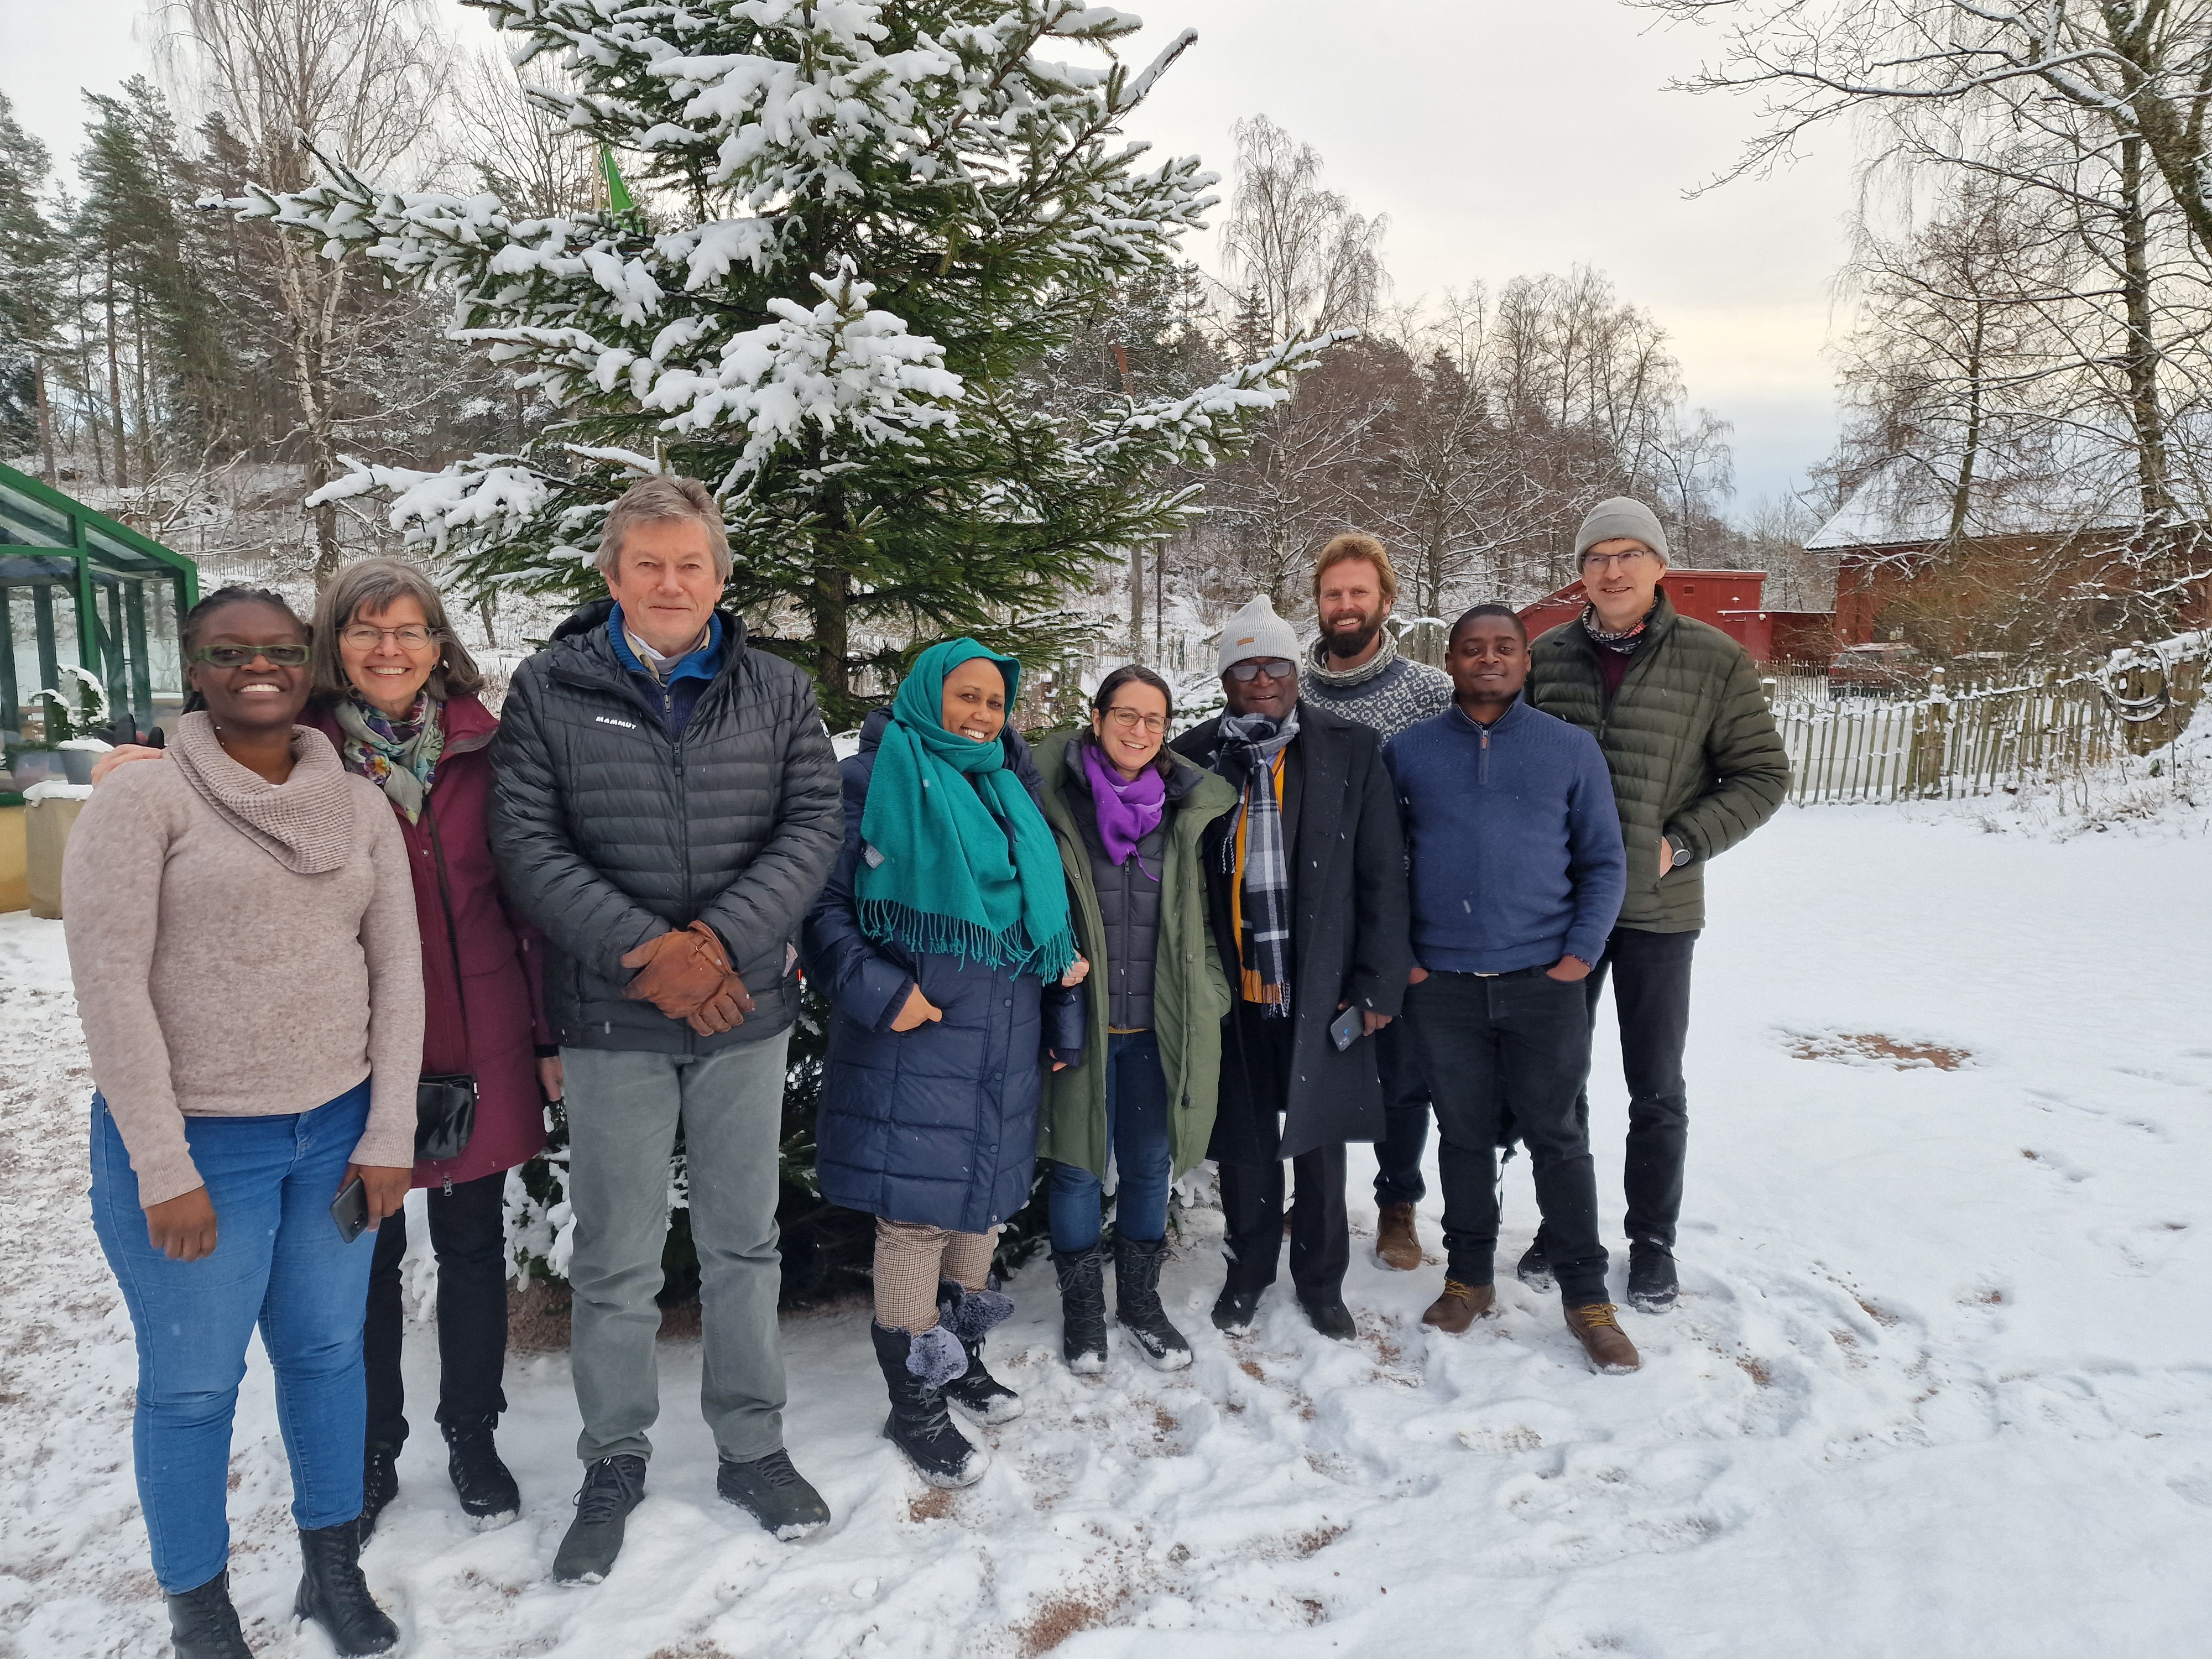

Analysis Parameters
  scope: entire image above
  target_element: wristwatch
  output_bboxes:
[1670,842,1693,868]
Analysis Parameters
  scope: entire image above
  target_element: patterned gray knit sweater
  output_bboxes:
[1300,632,1453,741]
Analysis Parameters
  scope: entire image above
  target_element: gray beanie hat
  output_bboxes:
[1573,497,1670,563]
[1215,594,1301,675]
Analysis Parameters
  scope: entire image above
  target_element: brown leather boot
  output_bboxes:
[1420,1279,1495,1333]
[1564,1303,1641,1373]
[1375,1202,1422,1271]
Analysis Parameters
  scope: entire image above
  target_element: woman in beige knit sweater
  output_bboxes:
[63,586,424,1659]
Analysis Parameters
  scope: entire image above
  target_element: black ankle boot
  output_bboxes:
[935,1280,1022,1425]
[441,1415,520,1528]
[869,1321,987,1489]
[167,1571,251,1659]
[359,1442,399,1541]
[295,1521,398,1655]
[1113,1235,1192,1370]
[1052,1244,1108,1374]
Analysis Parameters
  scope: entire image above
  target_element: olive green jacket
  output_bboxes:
[1033,728,1237,1181]
[1526,591,1790,932]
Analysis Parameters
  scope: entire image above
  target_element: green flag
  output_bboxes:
[599,146,635,215]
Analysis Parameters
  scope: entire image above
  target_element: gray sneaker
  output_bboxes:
[554,1455,646,1585]
[717,1449,831,1540]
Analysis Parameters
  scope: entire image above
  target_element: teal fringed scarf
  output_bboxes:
[857,638,1076,983]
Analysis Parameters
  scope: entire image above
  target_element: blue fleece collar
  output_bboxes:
[608,606,723,685]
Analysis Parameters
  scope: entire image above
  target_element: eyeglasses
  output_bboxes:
[341,624,439,651]
[1226,658,1297,683]
[1103,706,1167,734]
[1581,549,1655,573]
[190,644,310,668]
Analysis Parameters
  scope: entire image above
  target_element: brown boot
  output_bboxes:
[1564,1302,1641,1373]
[1420,1279,1495,1333]
[1374,1203,1422,1271]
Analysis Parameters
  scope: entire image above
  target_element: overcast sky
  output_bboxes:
[1,0,1856,509]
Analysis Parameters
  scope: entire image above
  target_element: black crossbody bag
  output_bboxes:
[414,796,478,1164]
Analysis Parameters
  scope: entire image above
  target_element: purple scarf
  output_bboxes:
[1082,738,1167,879]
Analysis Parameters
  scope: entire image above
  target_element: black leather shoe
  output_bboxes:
[553,1454,647,1585]
[294,1522,398,1655]
[718,1448,831,1539]
[358,1442,399,1541]
[1627,1243,1678,1312]
[1515,1239,1555,1292]
[168,1570,252,1658]
[1211,1285,1262,1335]
[1298,1295,1357,1342]
[442,1415,520,1530]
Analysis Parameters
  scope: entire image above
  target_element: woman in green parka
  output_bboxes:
[1035,665,1237,1373]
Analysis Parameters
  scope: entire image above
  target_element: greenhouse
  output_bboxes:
[0,461,199,795]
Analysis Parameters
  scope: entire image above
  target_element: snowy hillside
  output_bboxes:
[2,803,2209,1657]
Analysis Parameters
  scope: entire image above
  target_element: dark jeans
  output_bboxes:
[1406,970,1608,1305]
[1370,1018,1431,1207]
[366,1170,510,1447]
[1571,926,1697,1252]
[1217,1007,1350,1300]
[1047,1030,1175,1251]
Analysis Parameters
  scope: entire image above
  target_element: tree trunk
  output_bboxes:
[32,358,57,486]
[2117,136,2173,530]
[1947,305,1986,545]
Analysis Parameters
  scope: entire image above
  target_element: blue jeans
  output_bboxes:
[89,1082,378,1594]
[1047,1030,1173,1251]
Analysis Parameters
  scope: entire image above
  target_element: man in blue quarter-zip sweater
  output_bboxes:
[1385,604,1639,1374]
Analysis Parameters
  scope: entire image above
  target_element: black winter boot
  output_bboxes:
[441,1415,520,1530]
[718,1448,831,1538]
[1053,1245,1109,1374]
[1515,1238,1555,1292]
[358,1442,400,1541]
[294,1522,398,1655]
[936,1280,1022,1425]
[1627,1243,1678,1312]
[1113,1236,1191,1370]
[870,1321,987,1489]
[167,1571,251,1659]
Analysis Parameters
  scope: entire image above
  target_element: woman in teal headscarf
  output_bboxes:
[802,639,1088,1489]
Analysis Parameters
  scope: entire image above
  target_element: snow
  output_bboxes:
[6,804,2211,1655]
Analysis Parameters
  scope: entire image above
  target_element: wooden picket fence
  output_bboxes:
[1771,672,2121,805]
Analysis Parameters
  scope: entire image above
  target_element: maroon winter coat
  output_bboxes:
[310,692,551,1188]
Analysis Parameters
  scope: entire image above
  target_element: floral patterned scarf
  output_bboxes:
[332,691,445,823]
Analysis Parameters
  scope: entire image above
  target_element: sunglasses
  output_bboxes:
[190,644,310,668]
[1226,658,1296,683]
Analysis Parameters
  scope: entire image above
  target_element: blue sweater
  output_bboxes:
[1384,697,1627,974]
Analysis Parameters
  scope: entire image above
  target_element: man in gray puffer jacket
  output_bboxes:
[491,476,842,1580]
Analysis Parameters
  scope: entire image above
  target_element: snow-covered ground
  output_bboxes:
[4,802,2210,1657]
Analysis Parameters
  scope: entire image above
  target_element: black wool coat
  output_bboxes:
[488,599,844,1053]
[1170,700,1412,1162]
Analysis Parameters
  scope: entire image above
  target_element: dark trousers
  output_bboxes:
[1406,970,1608,1305]
[1217,1006,1351,1301]
[1573,926,1697,1252]
[366,1170,510,1447]
[1370,1018,1431,1207]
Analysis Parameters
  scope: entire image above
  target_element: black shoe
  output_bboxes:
[1627,1243,1678,1312]
[553,1454,646,1585]
[168,1571,251,1659]
[442,1415,520,1530]
[358,1442,400,1542]
[936,1280,1023,1424]
[1298,1295,1357,1342]
[1211,1285,1262,1335]
[718,1448,831,1539]
[294,1522,398,1655]
[1052,1245,1109,1375]
[1114,1236,1192,1370]
[1515,1239,1555,1292]
[870,1322,987,1489]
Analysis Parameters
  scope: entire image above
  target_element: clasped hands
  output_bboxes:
[621,921,754,1035]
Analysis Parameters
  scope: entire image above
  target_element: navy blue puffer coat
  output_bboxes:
[803,709,1086,1233]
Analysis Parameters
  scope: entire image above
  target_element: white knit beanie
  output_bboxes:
[1215,595,1301,675]
[1573,497,1670,563]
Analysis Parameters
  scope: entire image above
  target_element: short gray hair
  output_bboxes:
[596,474,733,581]
[311,557,485,702]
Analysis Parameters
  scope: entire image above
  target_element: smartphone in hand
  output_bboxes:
[1328,1004,1363,1052]
[330,1175,370,1244]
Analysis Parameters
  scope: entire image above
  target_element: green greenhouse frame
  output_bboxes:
[0,460,200,745]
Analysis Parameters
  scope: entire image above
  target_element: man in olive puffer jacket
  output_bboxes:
[1524,497,1788,1312]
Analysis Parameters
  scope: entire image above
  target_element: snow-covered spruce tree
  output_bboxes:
[236,0,1334,722]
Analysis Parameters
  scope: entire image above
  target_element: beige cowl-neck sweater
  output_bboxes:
[62,713,425,1207]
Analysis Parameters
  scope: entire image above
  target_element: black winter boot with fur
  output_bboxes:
[936,1280,1022,1425]
[870,1321,987,1489]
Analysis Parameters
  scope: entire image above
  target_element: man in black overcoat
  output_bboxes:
[1171,596,1413,1340]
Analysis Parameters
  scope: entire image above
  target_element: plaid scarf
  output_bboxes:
[1215,707,1300,1016]
[1580,601,1656,654]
